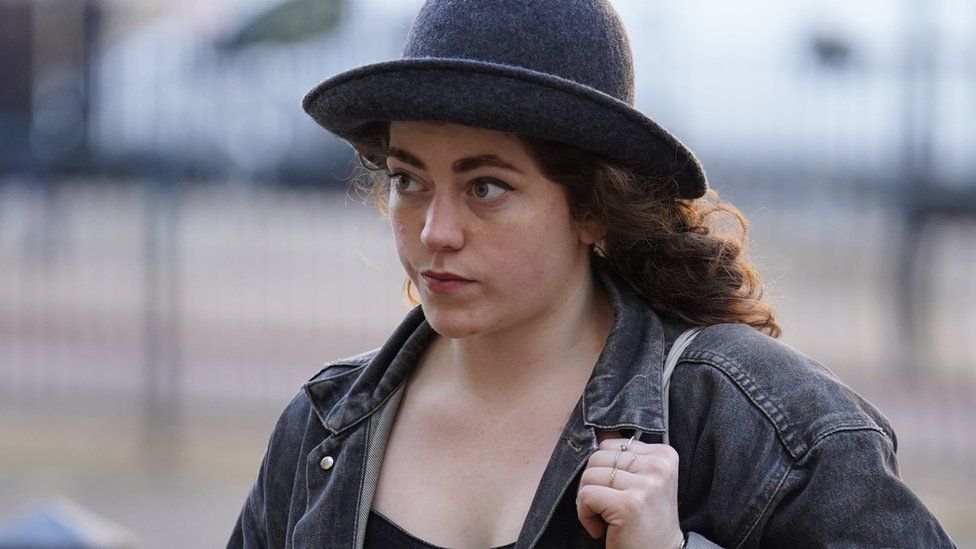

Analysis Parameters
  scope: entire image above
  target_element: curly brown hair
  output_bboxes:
[353,125,780,338]
[520,135,780,338]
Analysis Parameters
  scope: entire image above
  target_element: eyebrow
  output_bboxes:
[387,147,524,174]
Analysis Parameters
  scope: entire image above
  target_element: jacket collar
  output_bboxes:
[304,267,668,436]
[582,267,668,434]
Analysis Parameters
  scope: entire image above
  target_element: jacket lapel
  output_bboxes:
[296,307,433,548]
[516,269,670,547]
[295,269,670,548]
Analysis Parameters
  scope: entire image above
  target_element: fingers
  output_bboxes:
[577,436,683,545]
[596,436,677,454]
[587,448,641,472]
[576,484,616,539]
[576,483,648,539]
[580,466,645,491]
[577,501,606,539]
[587,441,679,475]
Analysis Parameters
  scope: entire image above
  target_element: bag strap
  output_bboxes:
[662,327,703,446]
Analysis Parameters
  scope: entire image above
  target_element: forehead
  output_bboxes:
[387,121,533,164]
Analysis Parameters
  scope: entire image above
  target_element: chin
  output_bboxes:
[421,303,497,339]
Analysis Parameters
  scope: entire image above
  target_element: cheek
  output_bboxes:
[389,209,415,258]
[486,219,573,279]
[522,209,581,276]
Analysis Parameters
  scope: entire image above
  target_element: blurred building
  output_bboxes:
[2,0,974,189]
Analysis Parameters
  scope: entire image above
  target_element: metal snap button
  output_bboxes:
[319,455,334,470]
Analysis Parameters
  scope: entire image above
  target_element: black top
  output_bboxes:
[365,510,516,549]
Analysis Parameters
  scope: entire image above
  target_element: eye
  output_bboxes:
[470,179,511,200]
[389,171,423,193]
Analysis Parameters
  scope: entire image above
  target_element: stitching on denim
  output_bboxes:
[811,423,890,449]
[317,348,379,373]
[524,444,594,548]
[801,426,893,467]
[305,358,371,386]
[304,367,366,432]
[327,380,408,435]
[740,427,895,545]
[678,350,800,459]
[681,349,891,461]
[352,418,372,549]
[311,363,366,385]
[733,455,793,549]
[586,422,665,434]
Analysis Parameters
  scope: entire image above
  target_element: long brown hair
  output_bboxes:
[354,125,781,338]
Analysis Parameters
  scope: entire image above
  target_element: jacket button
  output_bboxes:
[319,456,335,470]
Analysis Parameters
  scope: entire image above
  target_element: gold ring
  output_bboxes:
[610,443,627,487]
[626,450,639,471]
[612,445,626,469]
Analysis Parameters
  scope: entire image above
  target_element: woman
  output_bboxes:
[230,0,953,547]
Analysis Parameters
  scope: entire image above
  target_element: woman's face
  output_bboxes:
[386,121,601,339]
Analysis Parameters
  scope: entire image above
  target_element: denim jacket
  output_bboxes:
[229,270,954,548]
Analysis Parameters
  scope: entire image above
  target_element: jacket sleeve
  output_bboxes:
[227,391,312,549]
[761,428,955,548]
[227,447,272,548]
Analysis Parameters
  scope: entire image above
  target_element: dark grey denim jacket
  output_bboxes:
[229,271,954,548]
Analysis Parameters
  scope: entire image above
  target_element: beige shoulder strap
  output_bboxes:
[662,327,703,446]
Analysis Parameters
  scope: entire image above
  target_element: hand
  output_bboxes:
[576,432,684,549]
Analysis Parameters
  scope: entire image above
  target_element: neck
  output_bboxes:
[426,268,614,405]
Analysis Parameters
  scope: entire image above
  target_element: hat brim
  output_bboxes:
[302,58,706,199]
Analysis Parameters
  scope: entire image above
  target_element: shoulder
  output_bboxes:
[674,323,893,461]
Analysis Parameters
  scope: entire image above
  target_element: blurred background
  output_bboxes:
[1,0,974,546]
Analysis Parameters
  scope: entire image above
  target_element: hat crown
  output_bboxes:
[402,0,635,105]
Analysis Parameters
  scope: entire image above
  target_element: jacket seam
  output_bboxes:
[809,423,891,451]
[736,430,892,548]
[303,366,367,432]
[748,427,897,547]
[677,351,801,459]
[308,348,379,380]
[798,426,894,466]
[524,442,595,548]
[733,454,793,549]
[678,350,886,461]
[310,358,371,380]
[328,379,406,435]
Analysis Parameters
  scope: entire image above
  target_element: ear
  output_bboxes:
[577,213,606,246]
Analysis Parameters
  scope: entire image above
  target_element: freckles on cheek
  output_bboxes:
[391,219,407,239]
[492,235,548,282]
[389,216,411,255]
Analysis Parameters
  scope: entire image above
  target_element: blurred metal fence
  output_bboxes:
[1,171,972,445]
[0,179,407,412]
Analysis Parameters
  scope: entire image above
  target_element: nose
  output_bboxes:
[420,193,465,251]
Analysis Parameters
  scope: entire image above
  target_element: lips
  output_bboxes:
[420,270,475,295]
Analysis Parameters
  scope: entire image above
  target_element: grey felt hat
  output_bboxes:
[302,0,708,199]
